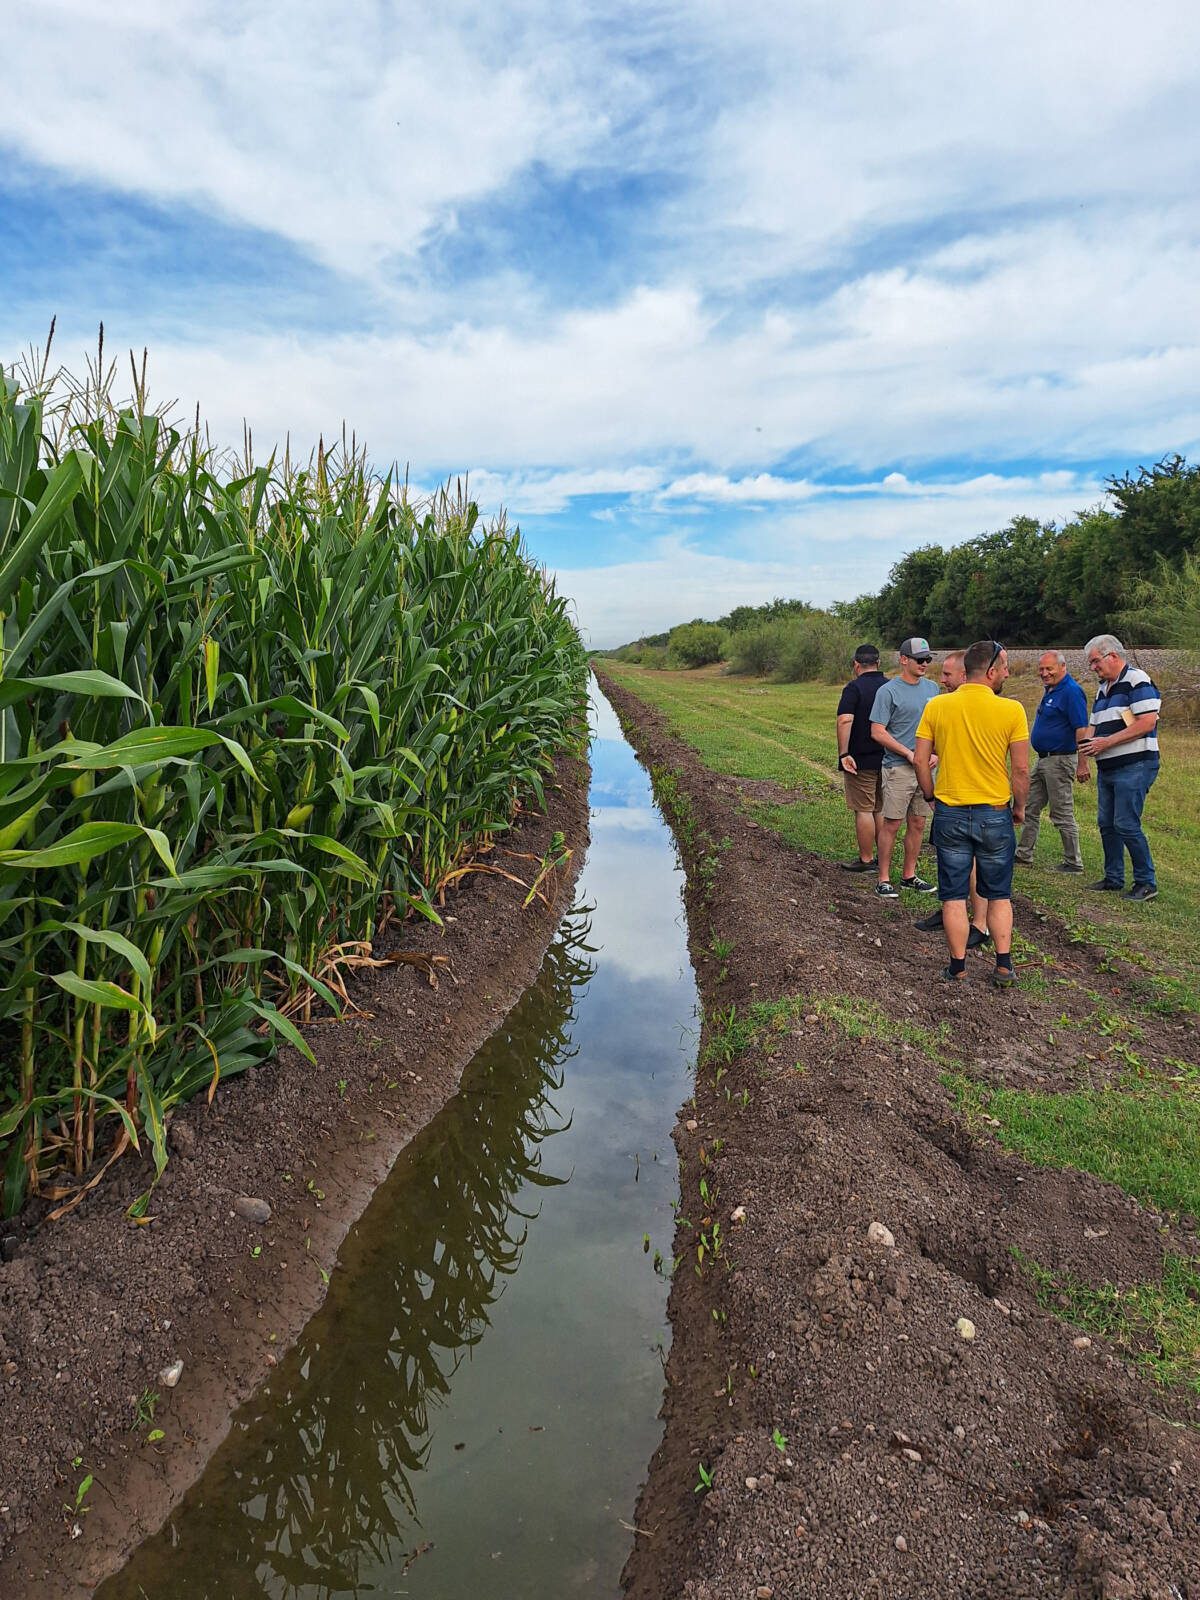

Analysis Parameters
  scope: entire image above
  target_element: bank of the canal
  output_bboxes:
[93,688,698,1598]
[1,748,595,1597]
[597,665,1200,1600]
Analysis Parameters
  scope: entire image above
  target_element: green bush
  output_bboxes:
[773,613,858,683]
[667,621,726,668]
[725,619,793,676]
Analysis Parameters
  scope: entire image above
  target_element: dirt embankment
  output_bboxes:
[595,667,1200,1600]
[0,754,590,1600]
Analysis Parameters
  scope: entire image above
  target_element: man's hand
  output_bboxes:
[1078,734,1109,757]
[1012,804,1026,825]
[1075,760,1090,785]
[840,754,858,775]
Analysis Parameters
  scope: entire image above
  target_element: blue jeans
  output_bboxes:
[1096,756,1158,888]
[931,802,1016,902]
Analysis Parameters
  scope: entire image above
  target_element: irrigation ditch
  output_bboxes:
[0,749,593,1597]
[596,665,1200,1600]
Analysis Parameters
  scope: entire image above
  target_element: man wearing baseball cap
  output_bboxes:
[868,638,941,898]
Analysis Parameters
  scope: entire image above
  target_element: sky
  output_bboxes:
[2,1,1198,647]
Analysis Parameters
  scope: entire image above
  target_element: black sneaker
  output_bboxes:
[992,966,1018,990]
[840,857,878,872]
[899,874,937,894]
[939,964,966,982]
[1013,855,1033,866]
[966,927,992,951]
[1055,862,1084,873]
[1088,880,1124,892]
[874,881,900,899]
[1125,883,1158,902]
[914,910,944,932]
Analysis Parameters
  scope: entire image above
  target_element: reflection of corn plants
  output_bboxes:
[110,904,597,1594]
[0,359,587,1214]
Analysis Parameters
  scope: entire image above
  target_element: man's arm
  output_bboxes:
[871,720,915,764]
[1079,710,1158,758]
[1073,723,1090,783]
[1009,738,1030,824]
[835,712,858,774]
[914,735,935,801]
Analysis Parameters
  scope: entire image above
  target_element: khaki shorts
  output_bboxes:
[881,763,932,822]
[843,766,883,814]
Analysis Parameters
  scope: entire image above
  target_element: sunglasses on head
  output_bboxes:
[988,641,1003,670]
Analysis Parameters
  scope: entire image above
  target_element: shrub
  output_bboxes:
[668,621,726,668]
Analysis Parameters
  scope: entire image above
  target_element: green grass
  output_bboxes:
[604,661,1200,1007]
[947,1072,1200,1219]
[1015,1249,1200,1392]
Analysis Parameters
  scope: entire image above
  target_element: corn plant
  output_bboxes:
[0,352,587,1215]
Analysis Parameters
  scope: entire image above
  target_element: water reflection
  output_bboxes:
[107,913,595,1599]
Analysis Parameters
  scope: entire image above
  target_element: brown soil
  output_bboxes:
[595,666,1200,1600]
[0,755,590,1599]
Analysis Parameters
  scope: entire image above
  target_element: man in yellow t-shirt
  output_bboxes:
[914,641,1030,989]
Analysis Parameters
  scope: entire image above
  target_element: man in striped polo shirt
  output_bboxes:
[1078,634,1161,902]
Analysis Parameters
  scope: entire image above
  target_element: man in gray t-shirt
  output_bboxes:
[869,637,941,898]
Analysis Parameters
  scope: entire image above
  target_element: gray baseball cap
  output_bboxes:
[898,636,933,662]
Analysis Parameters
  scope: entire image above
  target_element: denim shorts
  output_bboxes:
[931,802,1016,902]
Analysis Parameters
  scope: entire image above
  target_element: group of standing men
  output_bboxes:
[835,636,1162,988]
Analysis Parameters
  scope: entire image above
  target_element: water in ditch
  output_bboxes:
[99,688,697,1599]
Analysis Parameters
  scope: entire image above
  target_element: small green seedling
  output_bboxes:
[147,1429,165,1444]
[772,1427,787,1453]
[694,1462,714,1494]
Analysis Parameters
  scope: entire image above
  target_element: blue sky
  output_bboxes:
[2,0,1198,646]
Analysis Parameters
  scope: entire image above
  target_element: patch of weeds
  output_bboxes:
[130,1388,159,1430]
[1014,1249,1200,1393]
[702,995,810,1067]
[709,933,735,962]
[809,992,960,1068]
[946,1073,1200,1217]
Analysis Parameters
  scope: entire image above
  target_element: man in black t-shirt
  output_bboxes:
[835,643,888,870]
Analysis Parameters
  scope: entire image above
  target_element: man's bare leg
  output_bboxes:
[876,816,903,884]
[985,896,1013,959]
[900,814,927,879]
[943,899,970,960]
[854,809,877,862]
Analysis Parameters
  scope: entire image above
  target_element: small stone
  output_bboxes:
[866,1222,895,1249]
[1,1236,19,1263]
[804,1014,819,1024]
[159,1359,184,1389]
[901,1448,921,1463]
[730,1206,747,1224]
[168,1121,196,1159]
[955,1317,976,1341]
[895,1535,908,1552]
[685,1119,699,1133]
[234,1196,271,1224]
[757,1588,774,1599]
[1015,1509,1030,1525]
[953,1425,965,1440]
[745,1476,759,1492]
[1072,1336,1092,1350]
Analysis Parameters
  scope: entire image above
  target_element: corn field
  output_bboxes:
[0,357,587,1217]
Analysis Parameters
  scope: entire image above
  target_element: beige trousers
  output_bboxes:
[1016,752,1081,867]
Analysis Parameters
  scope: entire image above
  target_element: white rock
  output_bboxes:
[866,1222,895,1249]
[1073,1336,1092,1349]
[955,1317,976,1342]
[895,1534,908,1552]
[159,1359,184,1389]
[730,1206,747,1224]
[744,1476,759,1491]
[685,1119,699,1132]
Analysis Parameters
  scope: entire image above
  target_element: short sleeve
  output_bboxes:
[1066,681,1088,728]
[868,684,890,723]
[1128,676,1162,715]
[1007,703,1030,744]
[836,682,857,716]
[915,700,937,743]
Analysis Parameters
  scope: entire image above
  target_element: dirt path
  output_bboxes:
[0,756,590,1599]
[596,667,1200,1600]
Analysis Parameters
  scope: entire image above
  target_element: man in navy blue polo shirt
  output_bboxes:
[1078,634,1162,901]
[1015,651,1089,872]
